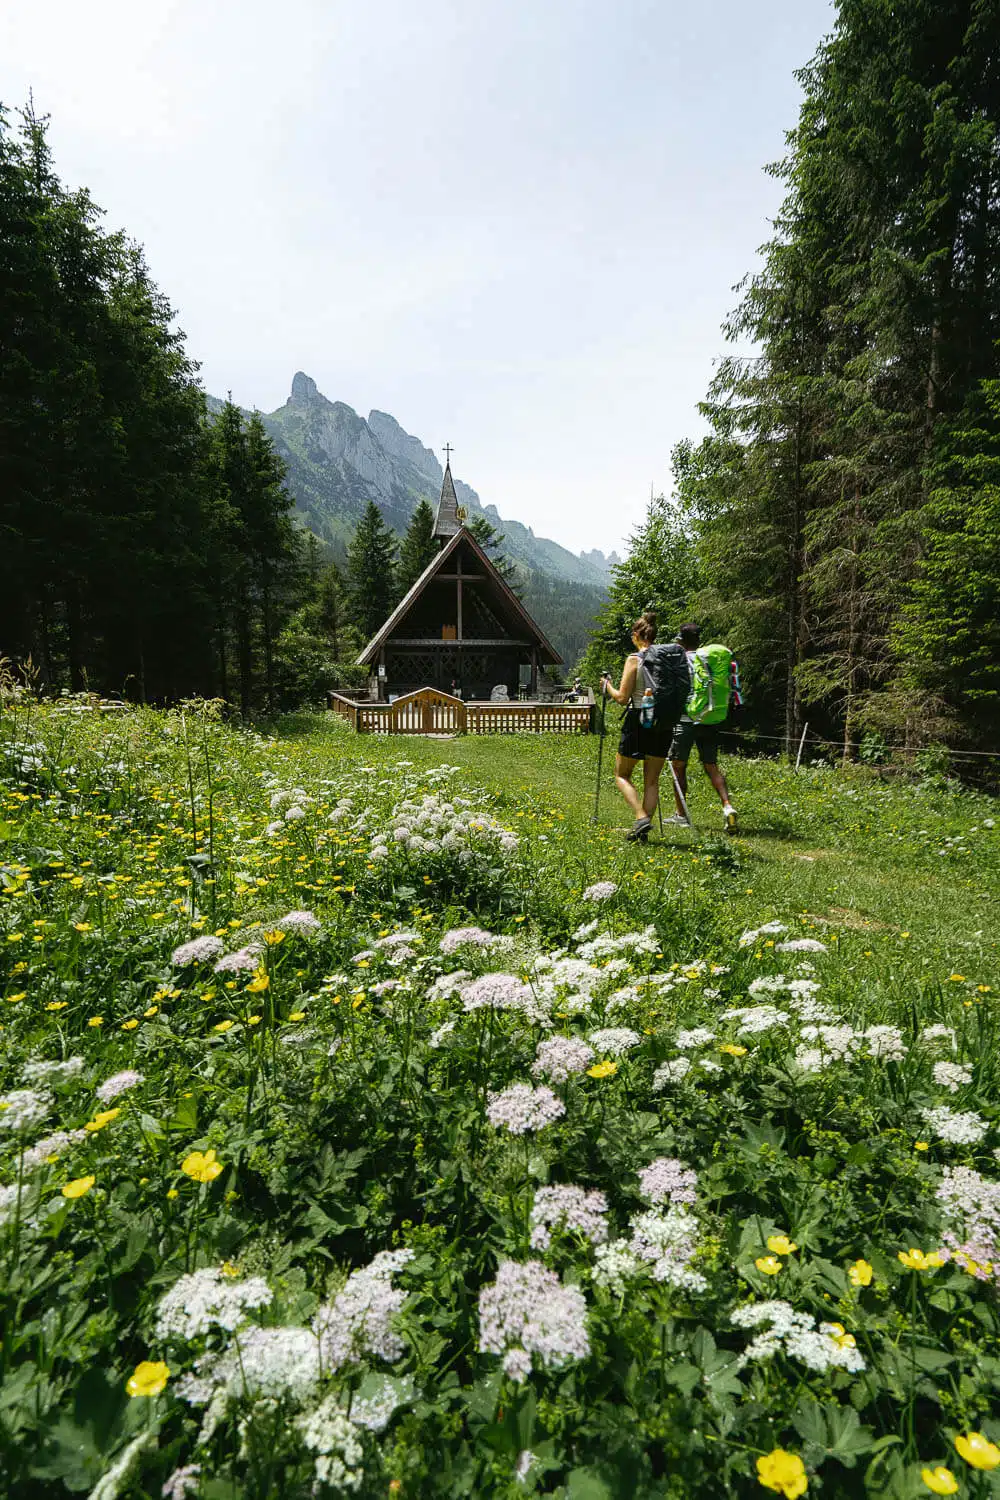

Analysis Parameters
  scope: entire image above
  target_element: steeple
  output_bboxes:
[433,445,462,541]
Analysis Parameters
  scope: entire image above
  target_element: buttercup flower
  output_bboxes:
[848,1259,873,1287]
[921,1467,958,1495]
[62,1175,95,1199]
[756,1448,807,1497]
[587,1060,617,1079]
[955,1432,1000,1470]
[767,1235,798,1255]
[755,1255,783,1276]
[181,1149,223,1183]
[126,1360,170,1397]
[898,1248,944,1271]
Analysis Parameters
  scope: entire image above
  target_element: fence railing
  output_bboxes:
[328,687,593,735]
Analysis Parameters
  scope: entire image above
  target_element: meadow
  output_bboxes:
[2,697,1000,1500]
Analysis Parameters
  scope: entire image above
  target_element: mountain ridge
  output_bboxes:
[206,375,619,588]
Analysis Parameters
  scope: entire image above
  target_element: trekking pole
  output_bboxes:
[667,760,692,827]
[592,676,610,825]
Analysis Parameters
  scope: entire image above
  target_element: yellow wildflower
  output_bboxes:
[755,1255,783,1276]
[756,1448,808,1497]
[720,1043,748,1057]
[263,930,286,945]
[288,1011,306,1022]
[73,922,93,933]
[955,1433,1000,1470]
[181,1148,223,1183]
[166,1188,179,1200]
[62,1175,96,1199]
[245,1015,262,1026]
[213,1019,235,1033]
[848,1259,873,1287]
[45,1001,69,1011]
[84,1109,121,1133]
[219,1261,240,1278]
[915,1141,929,1152]
[121,1018,139,1031]
[126,1360,170,1397]
[587,1060,618,1079]
[921,1467,958,1494]
[767,1235,798,1255]
[246,972,270,993]
[898,1248,944,1271]
[87,1016,103,1027]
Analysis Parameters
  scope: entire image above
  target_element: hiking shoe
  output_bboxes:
[664,813,691,827]
[723,804,738,834]
[626,817,652,843]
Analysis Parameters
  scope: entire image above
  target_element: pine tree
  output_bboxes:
[468,513,520,591]
[346,501,397,640]
[398,500,437,592]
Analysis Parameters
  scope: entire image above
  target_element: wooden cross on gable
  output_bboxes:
[444,442,453,465]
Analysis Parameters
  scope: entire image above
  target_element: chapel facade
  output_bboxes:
[356,460,561,702]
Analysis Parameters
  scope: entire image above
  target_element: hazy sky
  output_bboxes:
[1,0,834,556]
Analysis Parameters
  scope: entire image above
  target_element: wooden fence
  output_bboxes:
[328,686,593,736]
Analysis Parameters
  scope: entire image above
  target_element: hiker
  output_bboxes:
[600,611,690,843]
[668,623,740,833]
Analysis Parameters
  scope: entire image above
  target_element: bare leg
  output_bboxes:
[614,755,644,820]
[642,756,665,819]
[703,761,731,806]
[671,758,689,816]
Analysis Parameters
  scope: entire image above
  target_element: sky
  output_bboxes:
[1,0,835,557]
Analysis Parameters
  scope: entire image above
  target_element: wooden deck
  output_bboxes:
[328,686,593,735]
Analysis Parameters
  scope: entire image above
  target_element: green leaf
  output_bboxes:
[566,1469,614,1500]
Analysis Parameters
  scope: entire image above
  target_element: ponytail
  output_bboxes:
[631,610,657,646]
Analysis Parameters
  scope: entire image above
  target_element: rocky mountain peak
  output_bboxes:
[289,371,320,404]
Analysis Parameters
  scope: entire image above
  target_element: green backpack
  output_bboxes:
[686,643,737,725]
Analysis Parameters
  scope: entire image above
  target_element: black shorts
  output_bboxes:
[669,718,722,765]
[617,708,672,761]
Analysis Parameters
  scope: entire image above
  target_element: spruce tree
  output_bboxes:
[346,501,397,640]
[398,499,437,592]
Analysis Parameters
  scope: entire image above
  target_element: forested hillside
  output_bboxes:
[0,104,602,695]
[586,0,1000,756]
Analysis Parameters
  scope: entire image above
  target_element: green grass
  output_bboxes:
[3,702,1000,1500]
[276,715,1000,975]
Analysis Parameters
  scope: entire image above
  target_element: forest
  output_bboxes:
[584,0,1000,758]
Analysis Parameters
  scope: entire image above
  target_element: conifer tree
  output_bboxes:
[398,499,437,592]
[346,501,397,639]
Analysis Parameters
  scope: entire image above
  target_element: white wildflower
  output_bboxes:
[739,922,787,947]
[312,1249,413,1370]
[155,1267,273,1342]
[296,1396,363,1491]
[775,938,828,953]
[581,882,618,903]
[478,1260,590,1380]
[933,1062,973,1093]
[0,1089,51,1134]
[21,1057,85,1087]
[922,1106,988,1145]
[652,1058,692,1090]
[587,1027,641,1057]
[532,1036,595,1082]
[96,1070,144,1104]
[530,1185,608,1250]
[486,1085,565,1135]
[675,1027,717,1050]
[440,926,497,954]
[638,1158,698,1205]
[172,935,224,966]
[162,1465,201,1500]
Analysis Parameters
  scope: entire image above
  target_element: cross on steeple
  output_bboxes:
[443,443,453,466]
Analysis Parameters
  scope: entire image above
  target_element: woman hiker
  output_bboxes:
[600,611,671,843]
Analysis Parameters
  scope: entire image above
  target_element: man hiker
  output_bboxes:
[668,623,740,833]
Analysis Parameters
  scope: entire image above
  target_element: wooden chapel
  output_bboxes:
[356,458,561,702]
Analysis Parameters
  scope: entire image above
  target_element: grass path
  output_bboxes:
[279,716,1000,980]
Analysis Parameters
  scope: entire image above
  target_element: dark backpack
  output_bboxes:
[639,643,690,728]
